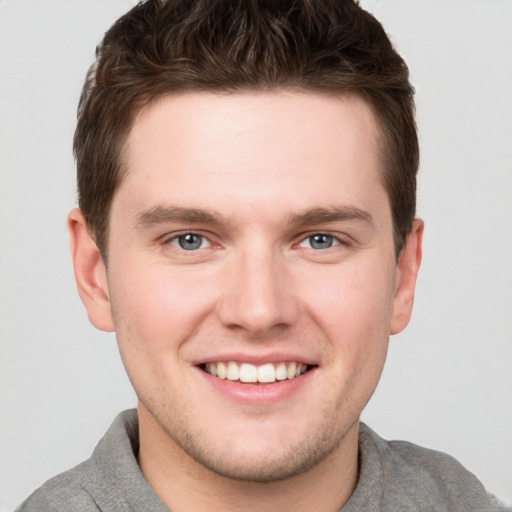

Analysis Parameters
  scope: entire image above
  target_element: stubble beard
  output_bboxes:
[142,395,354,484]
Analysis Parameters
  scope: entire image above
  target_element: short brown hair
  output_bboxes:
[74,0,418,258]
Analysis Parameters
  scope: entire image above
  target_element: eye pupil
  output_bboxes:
[178,233,202,250]
[310,234,333,249]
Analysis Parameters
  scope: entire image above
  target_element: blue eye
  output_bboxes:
[300,234,339,250]
[172,233,207,250]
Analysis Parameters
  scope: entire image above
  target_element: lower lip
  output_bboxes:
[197,367,315,405]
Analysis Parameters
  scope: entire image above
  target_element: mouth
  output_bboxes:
[200,361,313,384]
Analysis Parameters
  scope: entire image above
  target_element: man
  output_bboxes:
[17,0,509,510]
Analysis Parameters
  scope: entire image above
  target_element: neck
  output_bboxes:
[137,405,359,512]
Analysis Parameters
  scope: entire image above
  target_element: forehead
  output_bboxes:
[117,90,388,225]
[128,90,381,161]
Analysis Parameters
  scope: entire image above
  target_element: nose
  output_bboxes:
[216,247,300,336]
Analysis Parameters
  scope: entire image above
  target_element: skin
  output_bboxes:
[69,91,423,512]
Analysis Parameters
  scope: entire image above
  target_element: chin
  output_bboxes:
[182,439,340,483]
[157,410,352,483]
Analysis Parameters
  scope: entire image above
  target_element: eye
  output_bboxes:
[170,233,210,251]
[299,233,340,250]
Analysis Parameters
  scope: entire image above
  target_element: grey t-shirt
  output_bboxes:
[18,410,509,511]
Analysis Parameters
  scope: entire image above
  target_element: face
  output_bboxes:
[71,91,421,482]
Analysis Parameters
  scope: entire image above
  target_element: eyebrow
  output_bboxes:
[134,205,374,230]
[134,206,224,229]
[287,206,374,227]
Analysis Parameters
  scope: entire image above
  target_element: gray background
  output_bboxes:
[1,1,511,510]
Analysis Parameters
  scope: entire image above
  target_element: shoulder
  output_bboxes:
[16,461,100,512]
[348,423,510,511]
[16,410,140,512]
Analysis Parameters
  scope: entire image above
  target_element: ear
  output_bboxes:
[390,219,424,335]
[68,208,115,332]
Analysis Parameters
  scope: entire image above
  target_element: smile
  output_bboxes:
[203,361,310,384]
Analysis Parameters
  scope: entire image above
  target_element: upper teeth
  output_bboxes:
[205,361,308,383]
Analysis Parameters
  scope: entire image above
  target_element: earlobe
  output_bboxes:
[68,208,115,332]
[390,219,424,335]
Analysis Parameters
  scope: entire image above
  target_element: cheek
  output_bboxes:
[302,259,396,339]
[110,258,211,330]
[299,257,396,401]
[107,262,200,369]
[308,264,395,409]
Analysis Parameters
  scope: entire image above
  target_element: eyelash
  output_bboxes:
[161,231,349,252]
[162,231,215,252]
[297,233,344,250]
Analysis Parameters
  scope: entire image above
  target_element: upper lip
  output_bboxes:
[193,352,319,367]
